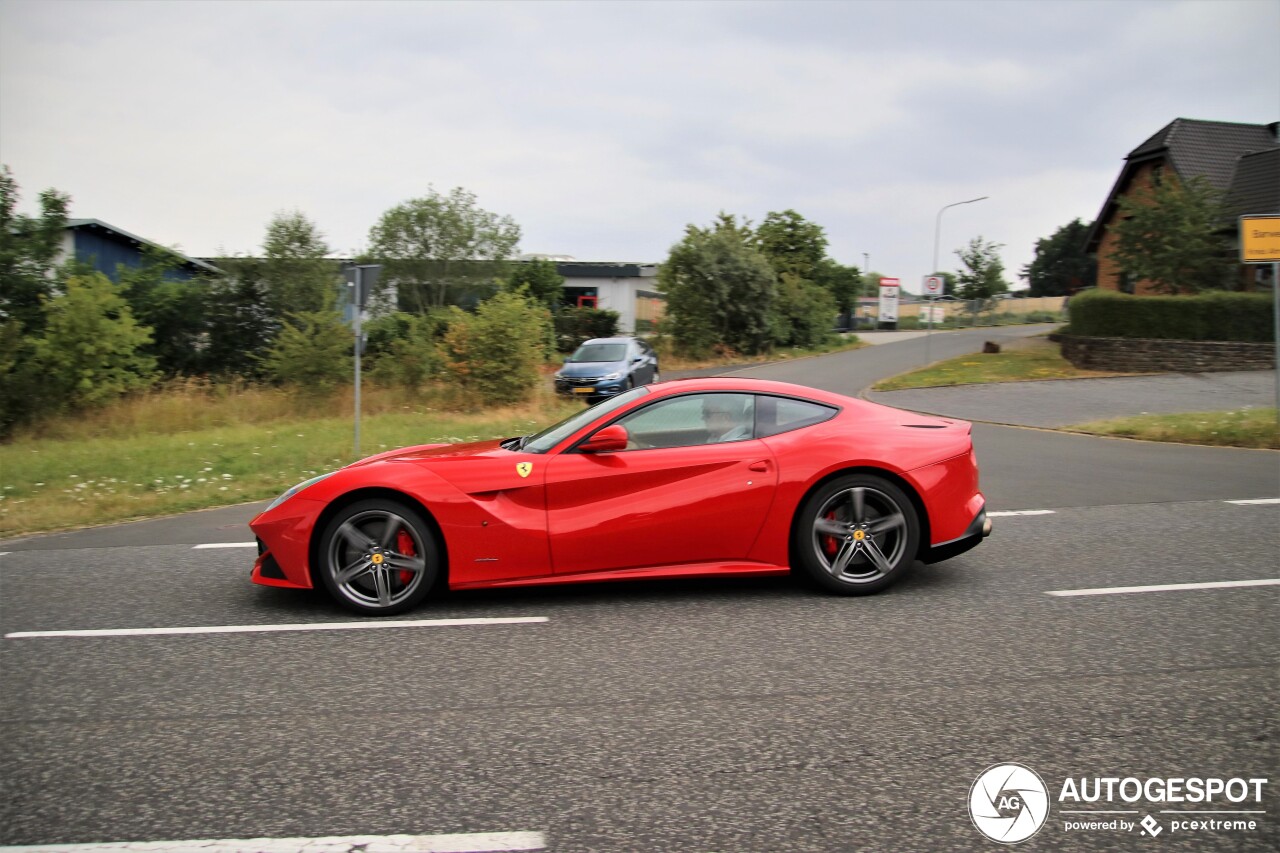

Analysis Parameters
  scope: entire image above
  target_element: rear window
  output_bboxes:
[756,395,837,438]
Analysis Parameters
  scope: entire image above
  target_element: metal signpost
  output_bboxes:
[922,274,945,364]
[1238,215,1280,422]
[343,264,382,457]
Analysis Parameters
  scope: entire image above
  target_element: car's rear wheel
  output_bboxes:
[793,474,919,594]
[318,499,439,615]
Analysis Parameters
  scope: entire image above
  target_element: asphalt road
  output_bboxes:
[2,328,1277,852]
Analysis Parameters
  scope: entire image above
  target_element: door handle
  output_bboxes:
[748,460,770,473]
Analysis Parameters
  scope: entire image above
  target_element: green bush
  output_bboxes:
[365,311,447,390]
[442,292,552,405]
[1068,289,1274,341]
[770,274,837,348]
[32,272,158,408]
[261,310,353,394]
[553,306,621,352]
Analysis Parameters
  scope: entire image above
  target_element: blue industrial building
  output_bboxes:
[64,219,222,281]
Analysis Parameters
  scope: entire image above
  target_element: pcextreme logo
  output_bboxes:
[969,763,1271,844]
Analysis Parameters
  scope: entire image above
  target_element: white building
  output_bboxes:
[523,256,665,335]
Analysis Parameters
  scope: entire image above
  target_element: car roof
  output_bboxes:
[647,376,851,406]
[580,337,635,345]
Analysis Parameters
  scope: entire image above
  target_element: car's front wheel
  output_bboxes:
[793,474,919,594]
[317,499,440,615]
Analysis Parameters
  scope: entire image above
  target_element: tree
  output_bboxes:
[1110,176,1234,294]
[261,211,339,318]
[367,187,521,312]
[0,167,72,434]
[756,209,827,280]
[261,310,352,394]
[813,258,862,316]
[115,246,209,376]
[954,237,1010,300]
[659,214,777,357]
[1022,218,1096,297]
[504,258,565,308]
[770,272,837,348]
[0,165,70,334]
[32,272,157,409]
[201,257,275,379]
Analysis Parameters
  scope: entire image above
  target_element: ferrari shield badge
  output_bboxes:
[516,462,533,479]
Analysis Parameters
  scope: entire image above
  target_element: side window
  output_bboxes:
[755,396,837,438]
[615,393,755,449]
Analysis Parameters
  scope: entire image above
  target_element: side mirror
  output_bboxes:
[579,424,628,453]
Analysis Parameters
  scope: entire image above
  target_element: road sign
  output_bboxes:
[923,275,944,295]
[1240,215,1280,264]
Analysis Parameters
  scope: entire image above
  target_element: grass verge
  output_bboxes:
[1067,409,1279,450]
[1,391,581,539]
[872,335,1124,391]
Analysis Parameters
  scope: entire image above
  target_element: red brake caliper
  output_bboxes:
[396,529,416,586]
[823,511,839,557]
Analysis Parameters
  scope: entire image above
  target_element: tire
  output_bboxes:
[793,474,919,595]
[317,498,440,615]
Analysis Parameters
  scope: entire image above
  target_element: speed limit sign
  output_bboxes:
[923,275,944,295]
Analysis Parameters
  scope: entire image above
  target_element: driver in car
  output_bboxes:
[704,397,752,443]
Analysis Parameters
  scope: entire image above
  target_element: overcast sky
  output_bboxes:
[2,0,1277,293]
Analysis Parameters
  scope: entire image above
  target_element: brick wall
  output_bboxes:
[1095,161,1169,295]
[1056,334,1275,372]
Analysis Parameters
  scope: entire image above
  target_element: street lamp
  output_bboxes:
[932,196,988,281]
[927,196,988,363]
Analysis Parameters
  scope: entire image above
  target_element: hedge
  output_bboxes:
[1068,289,1275,342]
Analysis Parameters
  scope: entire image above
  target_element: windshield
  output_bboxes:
[522,386,650,454]
[568,343,627,363]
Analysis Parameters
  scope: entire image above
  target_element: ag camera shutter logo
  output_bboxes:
[969,763,1050,843]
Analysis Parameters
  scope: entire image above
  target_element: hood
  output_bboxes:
[345,439,510,468]
[342,438,533,496]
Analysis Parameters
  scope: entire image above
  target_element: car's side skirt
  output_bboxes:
[449,561,791,590]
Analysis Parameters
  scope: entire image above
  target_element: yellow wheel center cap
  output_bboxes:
[853,530,866,541]
[371,553,385,565]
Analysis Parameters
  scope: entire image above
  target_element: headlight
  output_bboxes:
[266,472,335,511]
[554,371,564,379]
[602,371,622,381]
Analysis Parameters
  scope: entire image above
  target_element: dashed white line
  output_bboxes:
[987,509,1056,517]
[1226,498,1280,505]
[192,542,257,549]
[1047,578,1280,597]
[4,617,549,640]
[0,831,546,852]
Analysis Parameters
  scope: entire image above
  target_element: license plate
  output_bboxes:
[573,387,594,395]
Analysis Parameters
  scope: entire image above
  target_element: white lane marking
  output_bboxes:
[0,831,546,852]
[987,509,1056,517]
[1047,578,1280,598]
[1226,498,1280,505]
[5,617,549,640]
[192,542,257,549]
